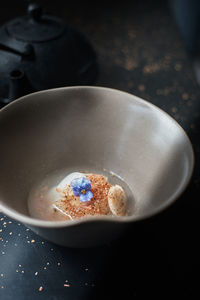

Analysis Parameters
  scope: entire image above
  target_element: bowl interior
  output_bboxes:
[0,87,194,222]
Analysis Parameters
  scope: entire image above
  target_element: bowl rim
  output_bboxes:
[0,85,195,228]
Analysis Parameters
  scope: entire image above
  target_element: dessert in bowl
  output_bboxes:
[0,86,194,247]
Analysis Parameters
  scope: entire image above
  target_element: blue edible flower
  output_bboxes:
[70,177,93,202]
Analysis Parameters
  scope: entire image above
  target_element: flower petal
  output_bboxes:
[72,187,80,196]
[70,177,92,198]
[80,190,93,202]
[81,178,91,191]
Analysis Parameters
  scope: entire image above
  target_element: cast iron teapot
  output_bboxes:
[0,2,98,107]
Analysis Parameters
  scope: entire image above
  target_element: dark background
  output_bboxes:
[0,0,200,299]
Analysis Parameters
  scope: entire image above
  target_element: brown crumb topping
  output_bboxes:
[55,174,112,219]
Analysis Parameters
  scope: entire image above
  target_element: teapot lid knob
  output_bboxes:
[27,2,43,22]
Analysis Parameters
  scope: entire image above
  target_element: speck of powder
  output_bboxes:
[35,272,38,276]
[41,241,44,244]
[46,262,50,265]
[182,93,189,100]
[50,248,54,251]
[0,286,4,289]
[64,284,70,287]
[43,267,47,270]
[31,239,35,243]
[27,241,30,244]
[57,262,61,266]
[18,264,22,267]
[3,222,6,225]
[171,107,177,113]
[14,243,17,246]
[18,223,21,226]
[8,221,12,224]
[18,234,21,236]
[0,218,4,221]
[0,229,2,232]
[9,232,12,235]
[174,63,182,71]
[138,84,145,92]
[16,270,19,273]
[2,251,5,255]
[26,228,30,231]
[84,268,89,272]
[0,274,3,277]
[39,286,43,292]
[85,282,88,286]
[21,270,24,274]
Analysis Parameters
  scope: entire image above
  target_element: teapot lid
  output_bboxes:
[6,3,65,42]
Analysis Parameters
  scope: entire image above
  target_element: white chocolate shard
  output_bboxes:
[108,185,126,216]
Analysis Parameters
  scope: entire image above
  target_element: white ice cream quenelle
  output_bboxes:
[57,172,86,190]
[108,185,126,216]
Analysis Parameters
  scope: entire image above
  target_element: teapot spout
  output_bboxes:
[8,69,35,101]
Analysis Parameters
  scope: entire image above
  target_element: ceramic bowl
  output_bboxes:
[0,86,194,247]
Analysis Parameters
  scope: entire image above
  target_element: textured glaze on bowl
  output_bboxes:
[0,86,194,247]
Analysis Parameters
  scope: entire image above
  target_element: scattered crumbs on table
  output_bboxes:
[182,93,189,100]
[39,286,43,292]
[64,284,70,287]
[35,272,38,276]
[171,107,177,113]
[174,63,182,71]
[138,84,145,92]
[31,239,35,243]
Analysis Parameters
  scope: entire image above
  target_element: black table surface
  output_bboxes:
[1,1,200,299]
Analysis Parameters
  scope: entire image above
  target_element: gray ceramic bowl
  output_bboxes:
[0,86,194,247]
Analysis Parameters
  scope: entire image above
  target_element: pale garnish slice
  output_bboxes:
[108,185,126,216]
